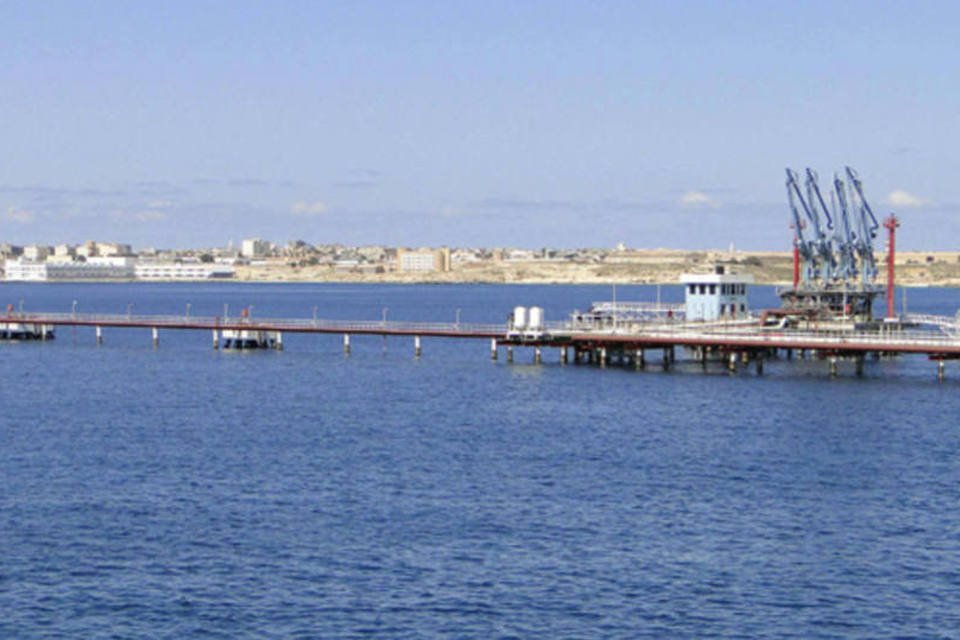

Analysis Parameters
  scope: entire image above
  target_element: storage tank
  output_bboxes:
[512,306,528,331]
[528,306,544,332]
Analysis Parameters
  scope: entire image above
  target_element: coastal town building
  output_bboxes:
[54,244,76,258]
[134,262,236,280]
[4,257,136,281]
[76,241,99,258]
[397,247,451,272]
[241,238,271,258]
[0,243,23,259]
[98,242,133,257]
[23,245,51,261]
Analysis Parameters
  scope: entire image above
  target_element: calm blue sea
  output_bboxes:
[2,282,960,639]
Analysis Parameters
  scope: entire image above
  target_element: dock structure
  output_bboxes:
[4,309,960,379]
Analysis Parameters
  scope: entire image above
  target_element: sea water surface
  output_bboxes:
[2,282,960,638]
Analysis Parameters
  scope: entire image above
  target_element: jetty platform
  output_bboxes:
[5,309,960,379]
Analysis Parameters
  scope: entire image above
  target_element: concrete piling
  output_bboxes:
[414,335,421,358]
[491,339,498,360]
[343,333,351,355]
[96,326,103,345]
[152,327,159,348]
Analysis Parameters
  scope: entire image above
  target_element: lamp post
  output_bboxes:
[313,305,318,325]
[455,308,461,328]
[126,303,133,319]
[186,302,191,319]
[72,300,78,318]
[382,307,388,326]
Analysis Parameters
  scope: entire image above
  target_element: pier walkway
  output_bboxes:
[5,312,505,339]
[7,310,960,377]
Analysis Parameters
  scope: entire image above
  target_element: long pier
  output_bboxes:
[5,311,960,378]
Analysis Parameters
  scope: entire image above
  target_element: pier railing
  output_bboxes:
[11,310,960,355]
[559,322,960,352]
[7,312,507,338]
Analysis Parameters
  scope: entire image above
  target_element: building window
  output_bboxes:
[740,303,746,312]
[709,284,716,294]
[688,284,696,295]
[699,284,705,294]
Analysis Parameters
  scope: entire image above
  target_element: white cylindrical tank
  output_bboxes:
[512,306,528,331]
[528,306,544,331]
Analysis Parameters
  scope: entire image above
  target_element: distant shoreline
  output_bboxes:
[5,249,960,287]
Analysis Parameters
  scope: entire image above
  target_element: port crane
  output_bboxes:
[831,172,860,282]
[783,166,887,320]
[785,168,832,285]
[845,166,880,286]
[804,168,837,282]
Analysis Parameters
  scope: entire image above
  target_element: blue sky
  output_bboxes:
[0,1,957,250]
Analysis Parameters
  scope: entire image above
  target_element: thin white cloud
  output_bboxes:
[5,206,35,223]
[135,211,168,222]
[439,205,469,218]
[885,190,931,208]
[291,201,328,216]
[679,191,717,208]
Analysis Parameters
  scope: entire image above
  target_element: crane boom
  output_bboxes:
[785,168,817,284]
[844,166,879,284]
[832,173,859,282]
[804,168,836,281]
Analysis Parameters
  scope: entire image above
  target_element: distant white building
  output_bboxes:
[241,238,270,258]
[135,262,235,280]
[98,242,133,257]
[22,245,51,261]
[397,248,451,272]
[4,257,136,281]
[76,241,98,258]
[54,244,76,258]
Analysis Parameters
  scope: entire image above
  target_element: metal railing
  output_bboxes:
[558,321,960,349]
[8,312,507,336]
